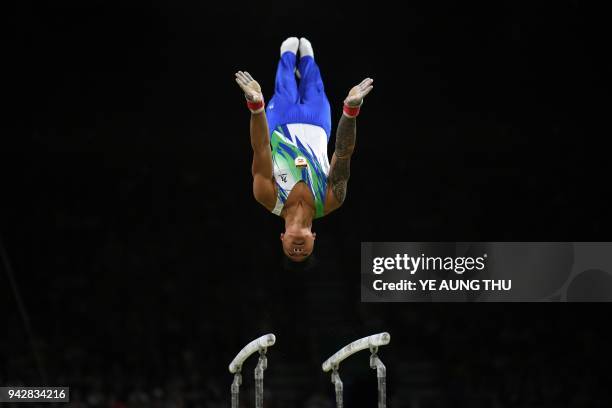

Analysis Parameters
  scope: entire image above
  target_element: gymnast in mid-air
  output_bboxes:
[235,37,373,262]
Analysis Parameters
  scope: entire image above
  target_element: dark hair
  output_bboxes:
[281,253,318,272]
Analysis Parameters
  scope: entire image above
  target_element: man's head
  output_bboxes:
[281,225,316,262]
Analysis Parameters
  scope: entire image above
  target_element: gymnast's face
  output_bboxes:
[281,228,316,262]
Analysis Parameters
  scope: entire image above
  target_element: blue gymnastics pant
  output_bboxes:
[265,52,332,140]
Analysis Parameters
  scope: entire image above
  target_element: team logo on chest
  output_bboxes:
[294,156,308,168]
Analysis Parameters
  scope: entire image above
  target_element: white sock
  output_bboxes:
[280,37,299,56]
[299,37,314,59]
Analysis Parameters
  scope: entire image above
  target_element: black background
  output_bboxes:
[2,1,611,407]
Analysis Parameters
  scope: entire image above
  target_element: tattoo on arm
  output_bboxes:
[329,115,356,204]
[330,157,350,203]
[334,115,356,158]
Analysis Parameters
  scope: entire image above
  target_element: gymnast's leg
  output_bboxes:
[297,37,332,138]
[266,37,300,133]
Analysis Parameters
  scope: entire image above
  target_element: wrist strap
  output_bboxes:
[247,99,265,114]
[343,103,361,118]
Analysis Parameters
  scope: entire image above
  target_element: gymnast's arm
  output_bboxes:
[234,70,276,210]
[325,78,374,212]
[250,110,276,210]
[326,114,356,210]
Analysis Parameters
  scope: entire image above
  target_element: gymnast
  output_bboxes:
[235,37,373,262]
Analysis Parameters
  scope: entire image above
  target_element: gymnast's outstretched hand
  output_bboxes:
[344,78,374,107]
[235,71,263,103]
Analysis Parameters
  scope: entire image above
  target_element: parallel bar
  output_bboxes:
[322,333,390,372]
[332,369,343,408]
[377,376,386,408]
[230,373,241,408]
[370,354,387,408]
[229,334,276,374]
[254,352,267,408]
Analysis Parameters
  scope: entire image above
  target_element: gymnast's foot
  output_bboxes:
[296,37,314,78]
[280,37,299,56]
[299,37,314,59]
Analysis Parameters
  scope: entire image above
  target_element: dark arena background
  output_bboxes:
[2,1,611,407]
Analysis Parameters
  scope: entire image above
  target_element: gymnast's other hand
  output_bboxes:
[235,71,264,103]
[344,78,374,107]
